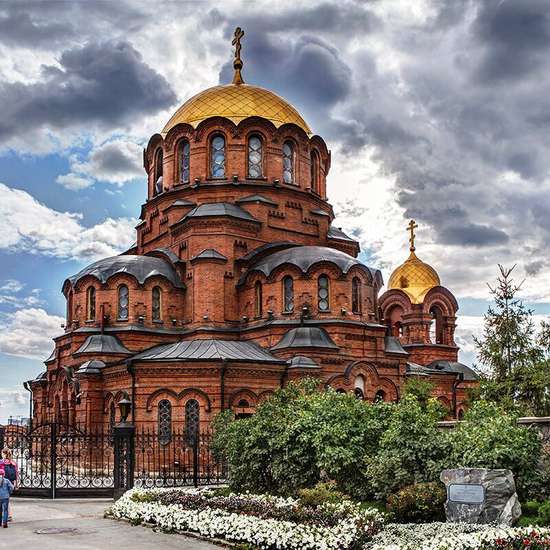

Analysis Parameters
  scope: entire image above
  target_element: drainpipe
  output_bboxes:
[23,381,33,427]
[452,373,464,419]
[126,361,136,423]
[220,360,227,410]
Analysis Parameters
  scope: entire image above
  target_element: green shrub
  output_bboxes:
[364,395,447,500]
[212,379,391,496]
[386,482,446,523]
[297,481,345,507]
[130,491,156,503]
[522,500,542,516]
[538,500,550,526]
[443,401,542,499]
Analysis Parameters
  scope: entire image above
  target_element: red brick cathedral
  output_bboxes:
[29,29,477,432]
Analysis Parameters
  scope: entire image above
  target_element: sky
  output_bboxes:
[1,0,550,421]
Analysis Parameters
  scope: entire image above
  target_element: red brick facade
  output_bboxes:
[29,73,477,433]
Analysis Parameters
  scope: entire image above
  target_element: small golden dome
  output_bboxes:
[387,220,440,304]
[162,83,311,136]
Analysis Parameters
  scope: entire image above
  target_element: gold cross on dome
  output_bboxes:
[407,219,418,252]
[232,27,245,85]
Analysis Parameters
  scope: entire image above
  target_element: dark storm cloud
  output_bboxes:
[473,0,550,82]
[89,142,141,177]
[438,224,509,247]
[0,1,147,49]
[0,41,177,143]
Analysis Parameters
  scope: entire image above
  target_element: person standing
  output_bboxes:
[0,450,18,522]
[0,467,13,528]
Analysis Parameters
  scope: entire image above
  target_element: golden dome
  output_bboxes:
[388,251,441,304]
[162,83,311,136]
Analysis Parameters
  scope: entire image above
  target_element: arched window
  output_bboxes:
[158,399,172,445]
[352,277,361,314]
[185,399,200,445]
[310,149,319,193]
[178,139,190,184]
[318,275,330,312]
[374,390,386,403]
[67,290,73,325]
[283,141,294,184]
[237,399,250,408]
[387,305,404,338]
[109,401,116,437]
[86,286,96,320]
[210,134,226,178]
[248,135,263,178]
[152,286,162,322]
[254,281,262,317]
[429,305,444,344]
[283,276,294,312]
[117,285,129,320]
[154,148,163,195]
[354,375,365,400]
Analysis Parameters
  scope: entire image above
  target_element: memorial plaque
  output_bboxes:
[448,483,485,504]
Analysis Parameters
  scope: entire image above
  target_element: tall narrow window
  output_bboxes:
[185,399,200,444]
[154,148,163,195]
[429,305,444,344]
[248,135,263,177]
[152,286,162,321]
[352,277,361,314]
[118,285,129,320]
[67,290,73,325]
[318,275,330,312]
[283,141,294,184]
[254,281,262,317]
[210,134,225,178]
[178,139,190,184]
[310,149,319,193]
[283,276,294,312]
[109,401,116,439]
[354,375,365,400]
[158,399,172,445]
[86,286,96,320]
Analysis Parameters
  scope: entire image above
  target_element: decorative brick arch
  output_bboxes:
[257,390,274,403]
[145,388,179,412]
[422,287,458,316]
[228,388,258,408]
[379,288,413,317]
[177,388,212,412]
[376,377,399,402]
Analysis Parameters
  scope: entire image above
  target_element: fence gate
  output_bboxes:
[2,422,114,498]
[0,422,226,498]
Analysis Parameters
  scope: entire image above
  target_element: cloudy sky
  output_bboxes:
[1,0,550,421]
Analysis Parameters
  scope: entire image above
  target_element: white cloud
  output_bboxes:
[0,182,136,260]
[0,388,30,423]
[0,279,43,308]
[58,138,145,190]
[0,307,63,359]
[56,173,94,190]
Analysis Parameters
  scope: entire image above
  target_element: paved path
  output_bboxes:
[2,497,220,549]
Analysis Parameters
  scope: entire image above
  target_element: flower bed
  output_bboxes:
[365,522,550,550]
[109,487,384,549]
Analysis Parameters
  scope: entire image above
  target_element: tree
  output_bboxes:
[474,265,550,415]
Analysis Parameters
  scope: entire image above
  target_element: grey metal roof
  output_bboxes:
[66,255,185,289]
[191,249,228,262]
[328,225,354,242]
[44,348,57,363]
[129,339,285,363]
[164,199,196,210]
[76,359,106,375]
[241,245,379,283]
[236,194,278,207]
[406,362,436,376]
[146,248,181,264]
[288,355,320,368]
[239,241,297,263]
[271,326,339,350]
[33,371,48,382]
[74,334,132,356]
[428,360,479,381]
[180,202,259,223]
[384,336,409,356]
[310,208,331,218]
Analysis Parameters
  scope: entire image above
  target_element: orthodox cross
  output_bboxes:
[232,27,245,85]
[407,219,418,252]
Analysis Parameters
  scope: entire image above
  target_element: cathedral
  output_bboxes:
[29,29,477,434]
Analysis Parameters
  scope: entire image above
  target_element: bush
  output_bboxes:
[364,395,447,500]
[386,482,446,523]
[212,379,391,497]
[538,501,550,526]
[444,401,542,499]
[297,481,346,507]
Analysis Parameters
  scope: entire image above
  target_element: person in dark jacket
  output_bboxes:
[0,467,14,528]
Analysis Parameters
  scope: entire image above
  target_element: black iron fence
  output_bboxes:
[0,421,227,499]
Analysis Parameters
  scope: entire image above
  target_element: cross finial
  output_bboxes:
[407,219,418,252]
[232,27,245,85]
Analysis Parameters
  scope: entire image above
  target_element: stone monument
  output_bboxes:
[440,468,521,525]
